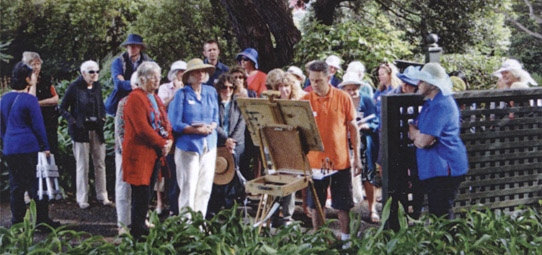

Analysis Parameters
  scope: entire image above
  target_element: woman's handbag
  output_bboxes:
[36,152,62,200]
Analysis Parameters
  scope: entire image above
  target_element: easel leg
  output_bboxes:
[309,180,325,225]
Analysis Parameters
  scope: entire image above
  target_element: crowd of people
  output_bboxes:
[1,33,538,240]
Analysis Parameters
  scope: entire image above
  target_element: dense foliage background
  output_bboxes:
[0,0,540,202]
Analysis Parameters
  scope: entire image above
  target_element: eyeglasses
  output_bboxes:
[146,75,161,81]
[87,70,100,74]
[221,85,236,90]
[232,75,245,80]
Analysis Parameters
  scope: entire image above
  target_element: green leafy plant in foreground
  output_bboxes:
[2,200,542,254]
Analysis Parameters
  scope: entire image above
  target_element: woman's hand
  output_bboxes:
[162,140,173,156]
[43,150,51,158]
[225,138,236,153]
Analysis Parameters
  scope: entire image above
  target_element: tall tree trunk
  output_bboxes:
[312,0,343,26]
[217,0,301,72]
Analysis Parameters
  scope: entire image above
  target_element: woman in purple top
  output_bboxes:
[1,62,59,229]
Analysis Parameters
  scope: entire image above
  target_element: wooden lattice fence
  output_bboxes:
[381,88,542,230]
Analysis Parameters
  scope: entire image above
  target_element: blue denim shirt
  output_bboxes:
[168,85,219,154]
[415,91,468,180]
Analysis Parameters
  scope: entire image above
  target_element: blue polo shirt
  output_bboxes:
[416,91,468,180]
[168,85,219,154]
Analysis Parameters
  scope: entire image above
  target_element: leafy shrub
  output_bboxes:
[441,53,504,90]
[130,0,239,73]
[293,19,413,77]
[0,0,146,80]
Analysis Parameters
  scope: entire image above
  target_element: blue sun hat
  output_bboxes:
[121,34,146,49]
[409,63,453,95]
[396,66,421,86]
[236,48,259,69]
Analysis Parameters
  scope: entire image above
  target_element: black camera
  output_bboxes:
[84,116,99,130]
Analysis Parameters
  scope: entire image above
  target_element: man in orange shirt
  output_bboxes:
[302,61,361,242]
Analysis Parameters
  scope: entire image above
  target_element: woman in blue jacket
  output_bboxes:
[1,62,59,229]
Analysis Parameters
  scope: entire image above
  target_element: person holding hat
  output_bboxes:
[492,59,538,89]
[168,58,219,218]
[325,55,342,88]
[206,74,246,218]
[236,48,267,97]
[408,63,468,219]
[339,72,380,223]
[106,33,152,116]
[394,66,420,94]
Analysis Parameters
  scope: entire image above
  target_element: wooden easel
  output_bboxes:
[237,95,326,230]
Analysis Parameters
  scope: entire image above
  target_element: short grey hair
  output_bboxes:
[80,60,99,73]
[22,51,42,65]
[137,61,161,85]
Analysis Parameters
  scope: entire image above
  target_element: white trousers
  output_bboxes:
[72,130,108,204]
[175,146,216,218]
[115,152,131,228]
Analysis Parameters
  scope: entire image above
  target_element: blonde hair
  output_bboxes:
[266,68,285,90]
[281,73,306,100]
[377,63,401,91]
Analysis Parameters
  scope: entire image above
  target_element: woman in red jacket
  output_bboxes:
[122,61,173,240]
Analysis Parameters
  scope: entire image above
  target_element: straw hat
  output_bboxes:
[409,63,453,96]
[167,60,187,81]
[214,147,235,185]
[182,58,215,84]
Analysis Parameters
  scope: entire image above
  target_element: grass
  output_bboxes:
[2,200,542,254]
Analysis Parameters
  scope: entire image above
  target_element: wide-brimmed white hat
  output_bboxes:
[346,61,365,79]
[338,72,362,88]
[493,59,538,86]
[167,60,187,81]
[287,66,306,83]
[493,59,522,77]
[325,55,342,70]
[409,63,453,96]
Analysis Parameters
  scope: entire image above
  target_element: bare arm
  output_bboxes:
[348,119,362,176]
[408,124,437,148]
[38,94,59,106]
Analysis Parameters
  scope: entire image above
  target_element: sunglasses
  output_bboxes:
[232,75,245,80]
[87,70,100,74]
[221,85,236,90]
[240,57,251,62]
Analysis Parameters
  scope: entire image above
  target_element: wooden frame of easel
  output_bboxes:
[237,95,326,230]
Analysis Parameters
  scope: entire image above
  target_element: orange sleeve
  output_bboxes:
[50,86,57,96]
